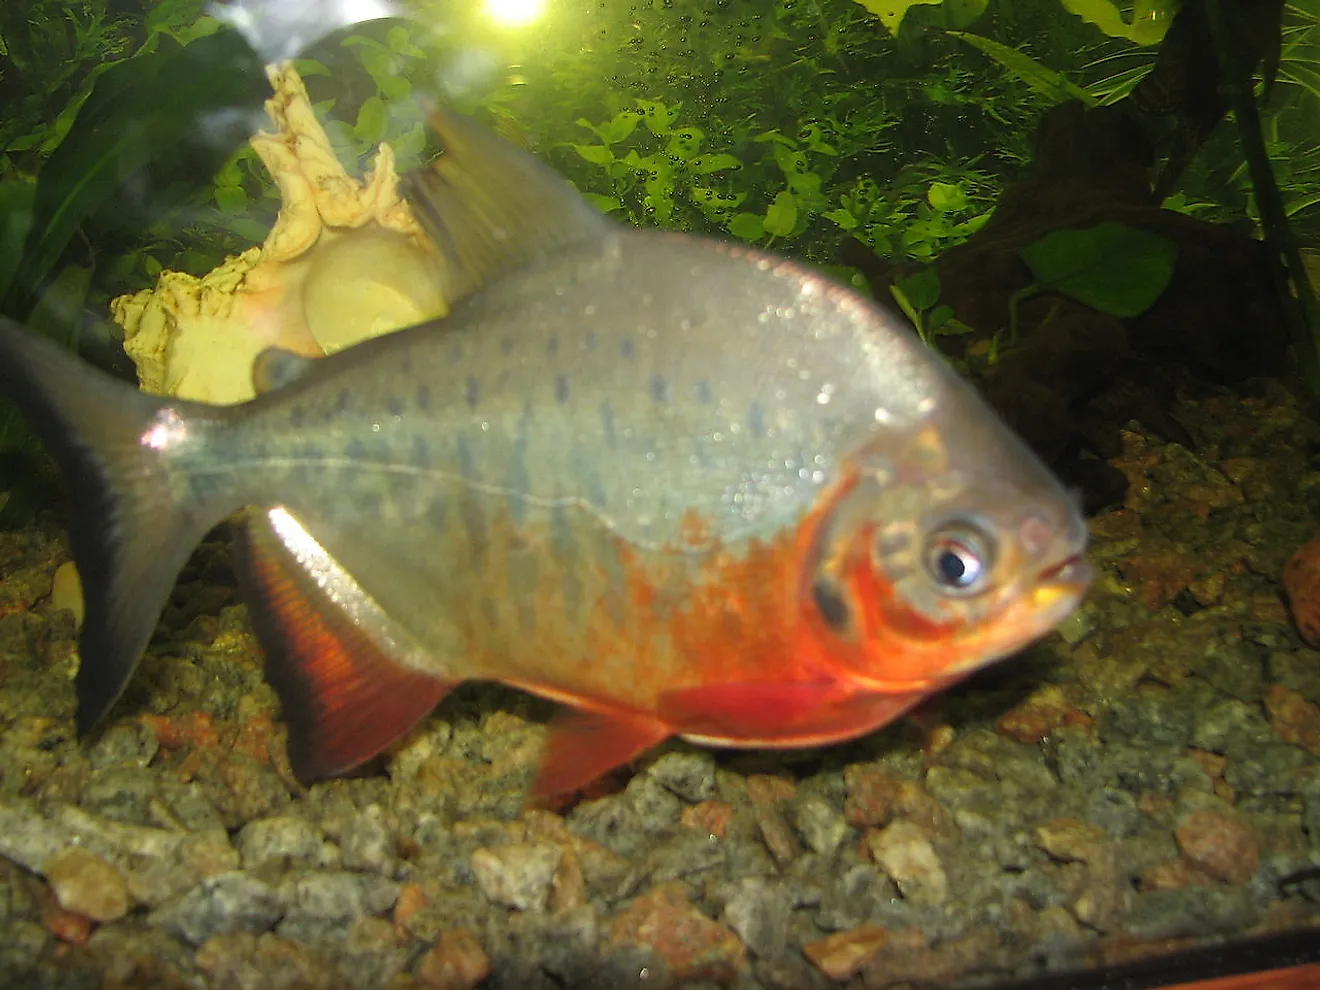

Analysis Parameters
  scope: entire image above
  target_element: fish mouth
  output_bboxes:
[1027,553,1093,617]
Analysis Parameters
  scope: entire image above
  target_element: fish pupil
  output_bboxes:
[810,578,852,633]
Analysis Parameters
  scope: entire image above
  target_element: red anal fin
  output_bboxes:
[532,707,673,802]
[239,512,452,782]
[658,681,932,745]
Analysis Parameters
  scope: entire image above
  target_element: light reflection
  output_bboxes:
[484,0,547,27]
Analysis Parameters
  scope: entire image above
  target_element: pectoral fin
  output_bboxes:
[532,707,672,801]
[239,507,453,782]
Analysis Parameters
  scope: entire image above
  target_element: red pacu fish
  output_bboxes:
[0,107,1091,799]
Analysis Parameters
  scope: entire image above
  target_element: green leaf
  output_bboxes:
[636,99,678,137]
[665,127,705,162]
[927,181,968,212]
[946,31,1097,106]
[228,218,271,243]
[0,180,36,303]
[293,58,332,77]
[851,0,943,34]
[214,184,248,213]
[355,96,390,146]
[689,153,742,174]
[601,111,641,145]
[729,213,765,241]
[572,144,615,166]
[895,267,941,311]
[1018,222,1177,318]
[823,208,859,230]
[584,194,622,213]
[763,191,799,238]
[27,265,91,349]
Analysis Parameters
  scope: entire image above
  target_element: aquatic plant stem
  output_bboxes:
[1203,0,1320,395]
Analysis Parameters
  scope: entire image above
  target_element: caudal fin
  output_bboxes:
[0,317,238,733]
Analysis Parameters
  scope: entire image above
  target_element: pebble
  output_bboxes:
[1123,886,1260,940]
[151,871,284,945]
[1174,809,1260,885]
[647,751,717,802]
[470,842,563,912]
[277,871,400,943]
[340,805,399,876]
[416,928,492,989]
[865,821,948,906]
[194,931,341,990]
[719,877,791,959]
[624,773,683,832]
[237,816,330,871]
[1265,685,1320,758]
[788,793,850,856]
[608,882,746,982]
[802,924,887,981]
[43,847,130,922]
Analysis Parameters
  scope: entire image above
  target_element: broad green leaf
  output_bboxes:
[215,185,248,213]
[729,213,765,241]
[823,208,859,230]
[1019,222,1177,318]
[572,144,615,166]
[584,193,622,213]
[602,111,640,145]
[764,191,799,238]
[947,31,1097,106]
[689,153,742,174]
[851,0,943,34]
[666,127,705,162]
[293,58,333,77]
[1058,0,1171,43]
[895,267,941,311]
[355,96,390,146]
[927,181,968,212]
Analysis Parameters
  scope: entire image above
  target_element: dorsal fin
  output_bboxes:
[401,105,612,305]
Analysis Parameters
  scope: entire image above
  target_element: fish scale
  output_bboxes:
[0,105,1090,800]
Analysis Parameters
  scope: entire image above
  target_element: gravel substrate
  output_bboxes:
[0,371,1318,990]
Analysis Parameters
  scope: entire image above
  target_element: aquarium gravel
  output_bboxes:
[0,372,1318,989]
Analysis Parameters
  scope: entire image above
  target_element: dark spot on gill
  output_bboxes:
[465,375,480,409]
[620,338,635,360]
[344,438,368,461]
[335,389,351,415]
[555,374,570,404]
[547,335,559,357]
[811,578,852,634]
[416,384,431,410]
[583,330,597,351]
[693,380,712,404]
[385,394,404,418]
[288,406,306,429]
[600,400,617,447]
[747,401,767,439]
[650,375,669,404]
[500,336,515,357]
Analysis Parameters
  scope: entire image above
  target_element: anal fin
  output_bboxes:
[532,707,672,801]
[239,508,453,782]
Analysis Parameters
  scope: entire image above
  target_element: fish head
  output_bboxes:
[799,397,1091,692]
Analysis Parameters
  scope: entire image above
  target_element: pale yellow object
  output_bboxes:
[50,560,85,629]
[111,64,446,404]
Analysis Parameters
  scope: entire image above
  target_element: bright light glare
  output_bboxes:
[485,0,546,27]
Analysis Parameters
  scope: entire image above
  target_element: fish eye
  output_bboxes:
[922,519,995,596]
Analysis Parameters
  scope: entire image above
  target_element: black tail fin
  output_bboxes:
[0,316,239,732]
